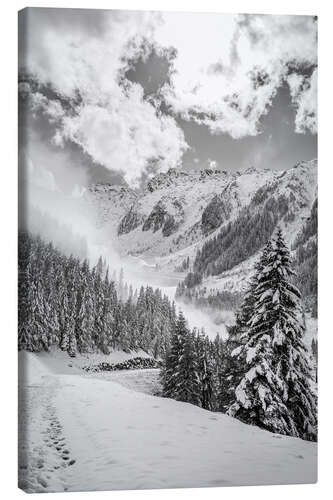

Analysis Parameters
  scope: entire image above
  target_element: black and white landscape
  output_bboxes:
[18,8,317,493]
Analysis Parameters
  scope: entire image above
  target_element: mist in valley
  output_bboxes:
[19,143,230,343]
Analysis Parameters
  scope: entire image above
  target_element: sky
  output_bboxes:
[18,8,317,191]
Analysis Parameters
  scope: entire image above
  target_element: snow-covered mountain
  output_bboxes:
[86,160,317,276]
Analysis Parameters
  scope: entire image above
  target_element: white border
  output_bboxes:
[1,1,331,499]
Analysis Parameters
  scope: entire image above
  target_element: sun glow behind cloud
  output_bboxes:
[155,13,317,139]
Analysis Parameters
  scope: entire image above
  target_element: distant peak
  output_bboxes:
[146,167,231,192]
[88,183,137,198]
[293,158,317,169]
[242,166,258,175]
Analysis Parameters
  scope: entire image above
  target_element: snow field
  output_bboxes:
[18,352,317,492]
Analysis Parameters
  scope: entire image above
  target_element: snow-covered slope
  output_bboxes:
[85,183,137,230]
[19,352,317,493]
[86,160,317,265]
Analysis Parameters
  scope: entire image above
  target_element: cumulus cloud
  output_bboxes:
[154,13,317,137]
[19,8,188,186]
[287,69,317,134]
[208,159,219,169]
[57,84,187,184]
[20,9,159,98]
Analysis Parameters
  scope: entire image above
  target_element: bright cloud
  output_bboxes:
[154,13,317,137]
[58,84,187,184]
[287,69,317,134]
[19,8,188,186]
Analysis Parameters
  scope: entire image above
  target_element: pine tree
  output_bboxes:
[175,328,201,405]
[228,230,317,440]
[196,331,215,410]
[118,268,125,301]
[272,229,317,440]
[18,234,35,351]
[76,285,94,352]
[235,241,272,335]
[44,260,60,346]
[67,314,77,357]
[161,314,182,399]
[218,243,273,410]
[162,312,200,405]
[59,291,70,352]
[96,256,104,277]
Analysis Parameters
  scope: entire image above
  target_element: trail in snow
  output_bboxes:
[18,364,76,492]
[18,352,317,493]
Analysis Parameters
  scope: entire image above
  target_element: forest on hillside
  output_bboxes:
[292,198,318,314]
[18,231,177,357]
[192,193,291,277]
[177,198,318,316]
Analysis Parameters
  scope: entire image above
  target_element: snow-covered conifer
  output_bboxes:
[163,312,200,405]
[228,231,317,440]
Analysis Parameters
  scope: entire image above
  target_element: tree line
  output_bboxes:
[292,198,318,315]
[176,283,242,312]
[18,231,177,357]
[192,194,290,278]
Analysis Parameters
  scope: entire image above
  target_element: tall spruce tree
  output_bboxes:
[162,311,201,405]
[196,331,215,410]
[175,327,201,405]
[228,230,317,440]
[218,242,274,410]
[161,313,182,399]
[235,241,273,335]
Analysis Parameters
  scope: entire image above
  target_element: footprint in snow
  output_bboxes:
[105,459,118,465]
[210,478,230,485]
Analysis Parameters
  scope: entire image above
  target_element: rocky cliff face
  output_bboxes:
[201,191,233,235]
[142,199,184,237]
[118,207,143,235]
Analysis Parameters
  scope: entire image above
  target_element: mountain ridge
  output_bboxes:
[86,160,317,271]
